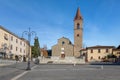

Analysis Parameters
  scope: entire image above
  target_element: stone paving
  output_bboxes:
[0,62,36,80]
[16,64,120,80]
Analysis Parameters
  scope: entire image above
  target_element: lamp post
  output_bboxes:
[22,28,36,70]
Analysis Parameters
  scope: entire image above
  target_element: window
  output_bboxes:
[20,41,22,45]
[77,23,80,29]
[98,56,101,59]
[16,39,18,43]
[62,41,65,45]
[69,41,72,44]
[91,49,93,53]
[90,56,93,60]
[20,48,22,53]
[77,34,79,37]
[11,36,13,41]
[106,49,109,53]
[24,43,25,46]
[16,47,18,51]
[10,45,13,50]
[98,49,101,53]
[24,50,25,53]
[4,34,8,40]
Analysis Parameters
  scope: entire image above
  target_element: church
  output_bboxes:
[51,8,120,63]
[52,7,83,58]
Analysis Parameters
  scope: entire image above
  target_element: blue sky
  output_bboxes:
[0,0,120,49]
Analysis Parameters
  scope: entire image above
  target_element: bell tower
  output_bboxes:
[74,7,83,57]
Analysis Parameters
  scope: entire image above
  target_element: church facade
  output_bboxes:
[52,37,74,58]
[52,8,83,58]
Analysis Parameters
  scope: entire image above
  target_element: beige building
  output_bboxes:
[52,37,74,58]
[113,45,120,58]
[0,25,29,61]
[82,45,115,62]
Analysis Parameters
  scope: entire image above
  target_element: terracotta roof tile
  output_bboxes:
[87,45,115,49]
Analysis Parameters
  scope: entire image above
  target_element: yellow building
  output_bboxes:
[113,45,120,58]
[85,45,115,62]
[0,25,29,61]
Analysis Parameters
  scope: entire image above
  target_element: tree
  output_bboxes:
[107,54,117,62]
[107,54,117,59]
[31,37,40,58]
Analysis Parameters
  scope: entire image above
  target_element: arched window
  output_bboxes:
[77,23,80,29]
[77,34,79,37]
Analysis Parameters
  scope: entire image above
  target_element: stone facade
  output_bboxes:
[74,8,83,57]
[52,37,74,58]
[52,8,83,58]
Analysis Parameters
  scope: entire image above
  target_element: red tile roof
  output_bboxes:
[87,45,115,49]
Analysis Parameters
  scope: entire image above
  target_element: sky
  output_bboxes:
[0,0,120,49]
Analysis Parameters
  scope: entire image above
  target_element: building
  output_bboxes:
[52,8,83,58]
[113,45,120,57]
[81,45,115,62]
[74,7,83,57]
[40,48,48,58]
[52,37,74,58]
[0,25,29,61]
[51,7,120,63]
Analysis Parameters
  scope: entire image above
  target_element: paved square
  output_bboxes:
[17,64,120,80]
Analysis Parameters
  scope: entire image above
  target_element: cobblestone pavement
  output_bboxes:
[16,64,120,80]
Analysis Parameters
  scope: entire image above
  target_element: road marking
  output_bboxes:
[11,71,28,80]
[11,65,38,80]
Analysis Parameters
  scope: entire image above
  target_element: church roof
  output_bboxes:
[74,7,83,21]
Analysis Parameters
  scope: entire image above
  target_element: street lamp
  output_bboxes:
[22,28,36,70]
